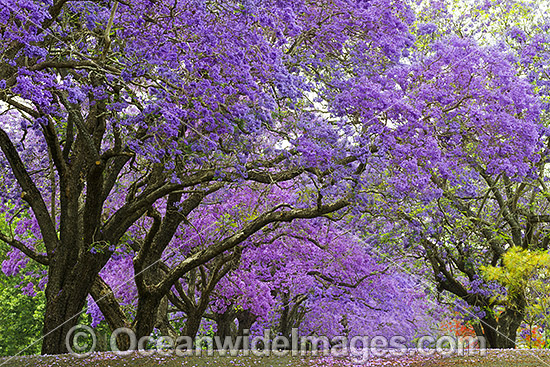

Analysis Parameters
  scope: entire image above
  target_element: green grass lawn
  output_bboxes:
[2,349,550,367]
[2,354,319,367]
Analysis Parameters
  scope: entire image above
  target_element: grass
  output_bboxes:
[1,353,320,367]
[2,349,550,367]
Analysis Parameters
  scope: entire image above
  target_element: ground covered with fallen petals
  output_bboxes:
[2,349,550,367]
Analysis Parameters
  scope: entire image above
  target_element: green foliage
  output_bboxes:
[481,246,550,298]
[481,246,550,343]
[0,270,45,356]
[0,213,45,356]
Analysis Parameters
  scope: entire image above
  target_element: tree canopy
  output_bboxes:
[0,0,548,354]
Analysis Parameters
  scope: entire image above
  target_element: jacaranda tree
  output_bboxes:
[88,186,441,347]
[365,0,550,348]
[0,0,544,354]
[0,0,414,354]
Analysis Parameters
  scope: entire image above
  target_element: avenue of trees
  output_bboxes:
[0,0,549,355]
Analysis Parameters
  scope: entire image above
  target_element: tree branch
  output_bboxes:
[0,232,49,265]
[156,198,349,296]
[0,128,59,253]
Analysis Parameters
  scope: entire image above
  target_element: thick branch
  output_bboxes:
[307,268,387,288]
[90,277,131,331]
[0,128,59,253]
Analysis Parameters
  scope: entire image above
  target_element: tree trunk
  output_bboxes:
[215,309,236,341]
[278,292,291,338]
[42,294,87,354]
[495,307,524,348]
[478,314,498,349]
[236,310,257,350]
[41,255,106,354]
[236,309,257,336]
[135,293,163,341]
[183,312,204,340]
[477,301,524,348]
